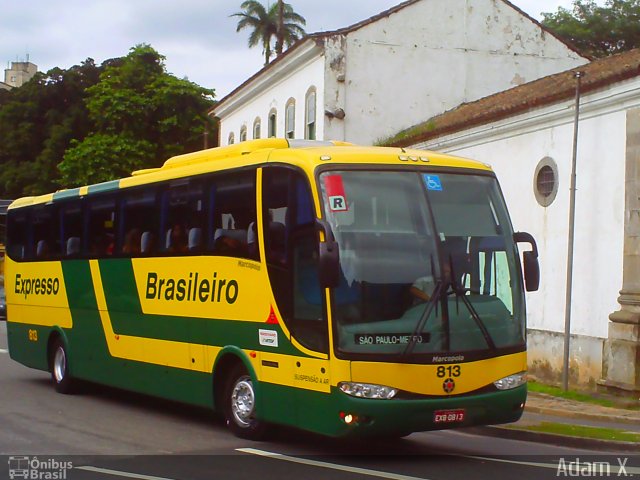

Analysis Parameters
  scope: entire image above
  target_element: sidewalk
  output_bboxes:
[478,391,640,451]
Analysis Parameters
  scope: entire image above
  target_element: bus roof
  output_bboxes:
[8,139,491,210]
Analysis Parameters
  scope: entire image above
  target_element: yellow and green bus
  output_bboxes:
[5,139,539,439]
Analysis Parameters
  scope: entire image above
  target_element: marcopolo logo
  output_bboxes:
[8,456,72,480]
[14,274,60,299]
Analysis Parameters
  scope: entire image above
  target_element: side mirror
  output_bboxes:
[316,218,340,288]
[513,231,540,292]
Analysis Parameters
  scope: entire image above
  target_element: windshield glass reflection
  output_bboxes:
[319,170,525,359]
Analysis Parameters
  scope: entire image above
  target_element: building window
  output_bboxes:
[228,132,235,145]
[253,118,261,139]
[305,87,317,140]
[268,109,277,138]
[240,125,247,142]
[534,157,559,207]
[285,99,295,139]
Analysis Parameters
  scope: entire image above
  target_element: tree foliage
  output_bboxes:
[541,0,640,57]
[232,0,306,65]
[0,44,215,196]
[0,60,100,196]
[59,45,215,186]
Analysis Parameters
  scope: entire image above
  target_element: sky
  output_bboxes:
[1,0,589,98]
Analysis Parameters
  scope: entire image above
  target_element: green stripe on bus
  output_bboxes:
[87,180,120,194]
[53,188,82,201]
[61,260,111,376]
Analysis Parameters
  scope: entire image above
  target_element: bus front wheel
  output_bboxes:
[49,338,75,394]
[223,365,267,440]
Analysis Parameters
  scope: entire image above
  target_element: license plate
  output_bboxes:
[433,409,465,424]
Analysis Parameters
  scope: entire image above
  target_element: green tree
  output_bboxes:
[541,0,640,57]
[59,134,155,186]
[58,45,215,186]
[0,45,215,196]
[0,59,102,197]
[232,0,306,65]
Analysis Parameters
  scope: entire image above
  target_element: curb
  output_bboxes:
[525,405,640,426]
[466,426,640,453]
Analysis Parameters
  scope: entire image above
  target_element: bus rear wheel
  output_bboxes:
[49,338,75,394]
[223,364,267,440]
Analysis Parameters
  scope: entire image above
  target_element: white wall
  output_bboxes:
[412,81,640,342]
[219,55,325,146]
[341,0,586,145]
[409,79,640,384]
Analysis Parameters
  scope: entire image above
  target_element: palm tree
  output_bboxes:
[232,0,306,66]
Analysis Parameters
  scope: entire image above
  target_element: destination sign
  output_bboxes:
[355,333,430,345]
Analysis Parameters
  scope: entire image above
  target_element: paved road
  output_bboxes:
[0,321,638,480]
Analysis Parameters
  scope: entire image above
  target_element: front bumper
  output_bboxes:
[326,384,527,437]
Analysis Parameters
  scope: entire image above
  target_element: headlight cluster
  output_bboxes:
[494,372,527,390]
[338,382,398,399]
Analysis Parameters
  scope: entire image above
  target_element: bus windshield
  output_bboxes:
[319,170,525,359]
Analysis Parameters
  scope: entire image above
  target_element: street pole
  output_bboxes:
[562,71,584,391]
[203,121,209,150]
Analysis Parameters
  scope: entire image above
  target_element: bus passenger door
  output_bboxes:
[290,229,332,430]
[262,166,331,428]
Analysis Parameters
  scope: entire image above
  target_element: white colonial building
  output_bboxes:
[388,49,640,393]
[211,0,587,146]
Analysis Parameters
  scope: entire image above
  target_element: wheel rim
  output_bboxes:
[53,347,66,383]
[231,376,255,427]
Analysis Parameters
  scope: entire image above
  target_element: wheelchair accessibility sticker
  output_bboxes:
[424,174,443,191]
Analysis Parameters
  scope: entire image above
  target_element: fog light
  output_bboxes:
[338,382,398,399]
[494,372,527,390]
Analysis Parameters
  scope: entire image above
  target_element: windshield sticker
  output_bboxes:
[424,174,443,191]
[355,333,430,345]
[323,175,349,212]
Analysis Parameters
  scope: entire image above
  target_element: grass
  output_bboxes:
[512,422,640,443]
[527,380,621,408]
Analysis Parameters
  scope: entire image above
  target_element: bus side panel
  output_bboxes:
[5,256,67,371]
[7,321,49,371]
[60,259,214,408]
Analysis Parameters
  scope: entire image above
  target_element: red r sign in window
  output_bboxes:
[323,175,349,212]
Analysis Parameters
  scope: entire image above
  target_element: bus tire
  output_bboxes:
[49,338,75,394]
[223,364,267,440]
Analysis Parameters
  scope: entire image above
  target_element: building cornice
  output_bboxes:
[212,39,324,120]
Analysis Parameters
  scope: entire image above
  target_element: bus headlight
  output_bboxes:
[494,372,527,390]
[338,382,398,399]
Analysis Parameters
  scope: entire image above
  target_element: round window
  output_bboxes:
[534,157,559,207]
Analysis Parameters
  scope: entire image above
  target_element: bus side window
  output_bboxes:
[122,189,158,256]
[211,171,258,260]
[6,210,28,261]
[32,204,60,260]
[87,195,116,257]
[61,204,83,258]
[164,181,204,255]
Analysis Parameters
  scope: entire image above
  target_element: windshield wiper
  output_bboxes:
[447,254,497,351]
[402,278,446,357]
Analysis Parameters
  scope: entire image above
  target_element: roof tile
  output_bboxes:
[385,48,640,148]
